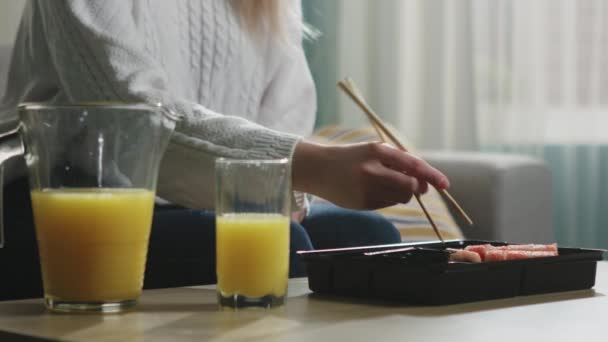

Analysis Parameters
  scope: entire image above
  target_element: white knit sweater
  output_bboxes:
[0,0,316,209]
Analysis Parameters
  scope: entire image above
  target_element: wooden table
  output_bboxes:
[1,262,607,341]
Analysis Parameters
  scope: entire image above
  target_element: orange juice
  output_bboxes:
[30,188,155,302]
[216,213,290,298]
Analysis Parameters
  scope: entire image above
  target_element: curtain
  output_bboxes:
[473,0,608,249]
[304,0,479,149]
[303,0,608,249]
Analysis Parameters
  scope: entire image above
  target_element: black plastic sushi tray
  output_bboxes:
[297,240,604,305]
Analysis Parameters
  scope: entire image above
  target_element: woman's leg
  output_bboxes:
[145,208,217,288]
[0,177,43,300]
[287,222,313,277]
[301,202,401,250]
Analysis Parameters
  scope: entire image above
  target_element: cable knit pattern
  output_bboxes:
[178,1,191,91]
[210,0,228,108]
[199,0,214,106]
[0,0,317,210]
[141,1,157,58]
[186,1,198,77]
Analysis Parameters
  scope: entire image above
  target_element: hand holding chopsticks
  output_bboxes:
[292,138,449,210]
[337,77,474,242]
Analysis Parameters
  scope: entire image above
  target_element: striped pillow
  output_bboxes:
[310,125,464,241]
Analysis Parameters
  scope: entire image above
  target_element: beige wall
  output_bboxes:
[0,1,25,45]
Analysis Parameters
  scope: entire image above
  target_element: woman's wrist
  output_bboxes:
[292,140,331,195]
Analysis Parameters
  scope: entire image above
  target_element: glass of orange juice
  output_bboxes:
[6,103,177,313]
[215,158,290,309]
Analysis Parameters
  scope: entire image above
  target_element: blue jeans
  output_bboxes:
[146,202,401,287]
[0,178,400,299]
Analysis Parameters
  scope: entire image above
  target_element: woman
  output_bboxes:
[0,0,449,298]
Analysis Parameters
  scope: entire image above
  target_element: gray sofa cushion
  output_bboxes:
[421,151,554,244]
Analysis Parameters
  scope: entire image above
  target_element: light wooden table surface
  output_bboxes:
[1,262,607,341]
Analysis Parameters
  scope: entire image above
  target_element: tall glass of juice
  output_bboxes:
[12,103,177,313]
[215,158,290,309]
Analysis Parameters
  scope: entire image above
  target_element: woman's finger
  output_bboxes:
[373,143,449,189]
[367,163,425,203]
[418,179,429,194]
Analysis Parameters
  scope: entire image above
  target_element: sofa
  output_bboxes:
[421,151,553,243]
[0,44,554,243]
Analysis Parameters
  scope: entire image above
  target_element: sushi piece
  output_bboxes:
[485,249,558,262]
[447,248,482,263]
[464,243,559,261]
[495,243,558,252]
[464,244,491,260]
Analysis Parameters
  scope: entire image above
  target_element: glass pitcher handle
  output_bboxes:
[0,126,24,248]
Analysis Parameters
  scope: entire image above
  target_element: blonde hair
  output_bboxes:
[233,0,318,41]
[233,0,284,36]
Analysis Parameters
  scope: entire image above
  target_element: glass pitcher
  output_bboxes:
[0,102,178,313]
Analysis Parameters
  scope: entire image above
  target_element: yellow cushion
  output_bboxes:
[310,125,465,241]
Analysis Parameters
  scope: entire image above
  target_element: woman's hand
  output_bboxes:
[292,140,450,210]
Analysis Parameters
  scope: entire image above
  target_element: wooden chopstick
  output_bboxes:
[370,123,445,242]
[338,78,473,227]
[338,78,474,234]
[337,80,444,243]
[342,81,389,142]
